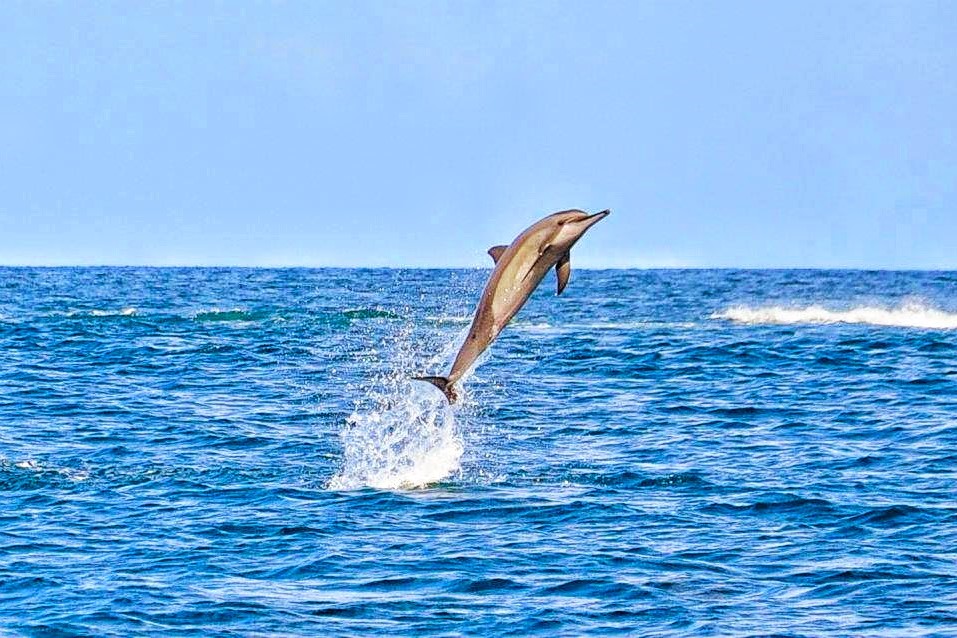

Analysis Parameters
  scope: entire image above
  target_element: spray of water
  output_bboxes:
[327,326,473,490]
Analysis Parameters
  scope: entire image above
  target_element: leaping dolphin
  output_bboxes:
[415,208,610,403]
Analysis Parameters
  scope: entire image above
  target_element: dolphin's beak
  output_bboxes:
[579,209,610,230]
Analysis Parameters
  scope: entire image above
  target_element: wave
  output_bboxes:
[62,307,138,318]
[94,307,137,317]
[713,302,957,330]
[1,458,90,485]
[193,308,272,322]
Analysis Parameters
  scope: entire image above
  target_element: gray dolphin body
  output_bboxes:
[415,208,610,403]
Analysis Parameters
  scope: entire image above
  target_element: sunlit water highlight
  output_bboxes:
[1,267,956,636]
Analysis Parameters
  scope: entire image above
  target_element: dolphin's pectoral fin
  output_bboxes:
[487,245,508,264]
[412,376,458,404]
[556,252,571,295]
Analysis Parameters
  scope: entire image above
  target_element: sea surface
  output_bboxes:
[1,267,956,636]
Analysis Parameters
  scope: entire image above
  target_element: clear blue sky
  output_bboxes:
[1,2,954,268]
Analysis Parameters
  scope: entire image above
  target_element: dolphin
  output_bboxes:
[415,208,610,403]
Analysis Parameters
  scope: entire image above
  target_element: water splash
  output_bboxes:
[328,327,471,490]
[713,301,957,330]
[328,385,462,490]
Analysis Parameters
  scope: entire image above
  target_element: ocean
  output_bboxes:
[1,267,956,636]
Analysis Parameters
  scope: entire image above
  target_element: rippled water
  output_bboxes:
[1,267,956,636]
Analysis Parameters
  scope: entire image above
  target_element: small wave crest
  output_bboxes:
[713,302,957,330]
[342,308,400,320]
[193,308,270,322]
[93,307,137,317]
[1,458,90,485]
[64,307,138,318]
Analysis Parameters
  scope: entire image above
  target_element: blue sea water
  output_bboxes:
[1,267,956,636]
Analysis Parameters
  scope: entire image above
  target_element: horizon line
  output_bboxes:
[1,263,955,272]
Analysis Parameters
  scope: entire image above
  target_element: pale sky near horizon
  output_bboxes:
[1,2,955,268]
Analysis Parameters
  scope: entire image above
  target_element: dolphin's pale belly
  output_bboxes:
[490,230,552,320]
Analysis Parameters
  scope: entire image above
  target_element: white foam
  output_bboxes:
[191,307,246,317]
[11,459,89,481]
[713,302,957,330]
[327,327,472,491]
[67,307,138,317]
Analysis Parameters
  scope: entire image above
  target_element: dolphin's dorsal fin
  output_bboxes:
[556,252,571,295]
[487,245,508,264]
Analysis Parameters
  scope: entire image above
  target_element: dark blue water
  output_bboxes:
[2,267,956,636]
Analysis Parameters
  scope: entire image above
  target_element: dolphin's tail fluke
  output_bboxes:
[413,376,458,404]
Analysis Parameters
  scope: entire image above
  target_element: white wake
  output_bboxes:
[713,301,957,330]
